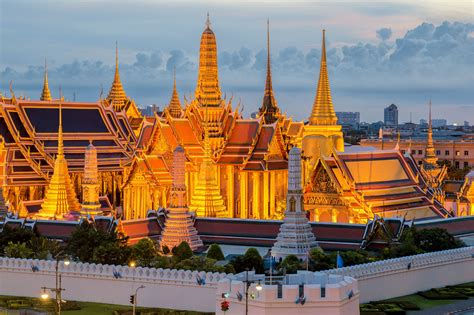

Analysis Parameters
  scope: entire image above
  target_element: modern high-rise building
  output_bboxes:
[384,104,398,126]
[336,111,360,127]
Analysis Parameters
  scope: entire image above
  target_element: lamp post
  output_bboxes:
[131,285,145,315]
[40,252,70,315]
[242,269,262,315]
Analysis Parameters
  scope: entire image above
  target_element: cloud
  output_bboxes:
[376,27,392,41]
[220,47,253,70]
[165,50,195,73]
[133,51,163,69]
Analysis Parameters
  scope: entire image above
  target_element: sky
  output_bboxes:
[1,0,473,123]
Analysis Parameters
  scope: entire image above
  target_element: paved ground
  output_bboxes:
[408,298,474,315]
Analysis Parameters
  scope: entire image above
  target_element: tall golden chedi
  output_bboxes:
[40,59,52,101]
[302,30,344,174]
[37,104,81,219]
[189,109,227,217]
[258,20,280,124]
[166,71,183,118]
[81,141,101,215]
[161,146,203,251]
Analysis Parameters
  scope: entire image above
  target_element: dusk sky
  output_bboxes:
[1,0,473,123]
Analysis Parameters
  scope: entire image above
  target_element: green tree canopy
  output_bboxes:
[131,238,160,267]
[172,241,193,262]
[231,248,264,273]
[4,241,34,259]
[279,255,301,274]
[206,244,225,261]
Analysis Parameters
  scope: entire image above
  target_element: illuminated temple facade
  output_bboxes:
[0,16,468,224]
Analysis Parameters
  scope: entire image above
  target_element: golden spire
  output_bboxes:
[38,102,81,219]
[309,30,338,125]
[424,98,438,166]
[189,105,227,218]
[168,69,183,118]
[40,59,52,101]
[194,14,222,107]
[258,19,280,124]
[107,42,128,111]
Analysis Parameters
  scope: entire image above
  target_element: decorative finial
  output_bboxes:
[115,41,119,73]
[205,12,211,29]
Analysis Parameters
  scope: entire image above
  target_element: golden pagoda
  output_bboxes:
[302,30,344,172]
[107,43,128,111]
[189,109,227,217]
[40,59,52,101]
[195,13,222,107]
[258,20,280,124]
[81,141,101,215]
[37,103,81,219]
[167,70,183,118]
[161,146,203,251]
[421,99,447,190]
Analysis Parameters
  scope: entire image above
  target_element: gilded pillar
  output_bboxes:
[226,165,234,218]
[263,172,269,219]
[240,172,248,218]
[270,172,276,218]
[252,172,260,219]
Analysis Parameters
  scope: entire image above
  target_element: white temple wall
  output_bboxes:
[324,246,474,303]
[0,257,226,313]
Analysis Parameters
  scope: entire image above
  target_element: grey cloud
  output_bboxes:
[376,27,392,41]
[166,50,195,73]
[134,51,163,69]
[220,47,253,70]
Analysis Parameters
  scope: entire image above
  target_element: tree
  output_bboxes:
[131,238,160,267]
[67,221,130,264]
[231,248,264,273]
[279,255,301,274]
[206,244,225,261]
[174,256,227,273]
[340,250,372,267]
[29,236,61,260]
[4,241,34,258]
[161,245,171,255]
[414,228,464,252]
[308,248,334,271]
[0,226,36,253]
[150,256,171,269]
[172,241,193,262]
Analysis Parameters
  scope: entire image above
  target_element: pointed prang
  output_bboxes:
[258,19,280,124]
[41,59,52,101]
[107,41,127,110]
[205,12,211,29]
[168,68,183,118]
[424,98,437,166]
[58,100,64,157]
[309,29,338,126]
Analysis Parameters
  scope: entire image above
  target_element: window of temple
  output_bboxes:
[464,151,469,156]
[445,150,450,156]
[455,161,460,168]
[436,150,441,155]
[464,162,469,168]
[411,150,416,155]
[456,151,460,156]
[418,150,423,155]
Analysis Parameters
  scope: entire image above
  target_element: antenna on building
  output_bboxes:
[410,112,412,124]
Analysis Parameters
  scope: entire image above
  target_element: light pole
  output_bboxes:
[40,252,70,315]
[131,285,145,315]
[242,269,262,315]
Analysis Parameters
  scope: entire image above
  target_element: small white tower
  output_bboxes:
[161,146,203,251]
[272,147,318,261]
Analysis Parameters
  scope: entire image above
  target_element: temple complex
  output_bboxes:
[0,16,471,227]
[37,104,81,219]
[161,146,203,250]
[272,147,318,261]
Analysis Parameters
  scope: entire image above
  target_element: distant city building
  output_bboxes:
[464,121,470,127]
[420,119,427,125]
[139,104,160,117]
[432,119,447,128]
[384,104,398,126]
[336,111,360,127]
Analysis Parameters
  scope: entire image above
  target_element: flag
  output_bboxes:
[336,252,344,269]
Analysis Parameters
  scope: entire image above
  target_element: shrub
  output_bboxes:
[4,241,34,258]
[279,255,301,274]
[206,244,225,261]
[132,238,160,267]
[172,241,193,262]
[231,248,264,273]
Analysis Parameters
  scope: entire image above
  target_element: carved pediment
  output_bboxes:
[310,165,338,194]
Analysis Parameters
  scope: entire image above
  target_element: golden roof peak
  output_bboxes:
[259,19,280,124]
[205,12,211,29]
[424,98,437,166]
[168,69,183,118]
[309,29,338,126]
[40,58,52,101]
[107,42,128,110]
[195,14,222,107]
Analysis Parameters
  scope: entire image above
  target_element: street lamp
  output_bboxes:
[130,285,145,315]
[242,269,262,315]
[40,251,70,315]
